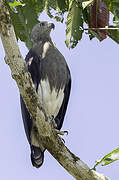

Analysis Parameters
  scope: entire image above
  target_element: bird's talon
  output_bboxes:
[55,129,68,136]
[63,131,68,135]
[62,138,65,143]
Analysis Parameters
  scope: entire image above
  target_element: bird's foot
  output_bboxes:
[48,115,58,128]
[61,138,65,143]
[49,115,68,136]
[55,130,68,143]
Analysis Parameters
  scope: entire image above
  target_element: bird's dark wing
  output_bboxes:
[20,96,32,143]
[25,49,41,91]
[20,49,41,143]
[55,66,71,130]
[20,49,44,168]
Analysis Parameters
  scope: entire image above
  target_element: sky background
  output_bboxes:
[0,11,119,180]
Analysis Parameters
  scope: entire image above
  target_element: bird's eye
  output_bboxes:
[40,22,45,26]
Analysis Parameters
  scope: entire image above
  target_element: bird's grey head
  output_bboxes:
[31,21,55,43]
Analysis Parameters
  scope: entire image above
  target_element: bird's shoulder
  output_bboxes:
[30,41,65,61]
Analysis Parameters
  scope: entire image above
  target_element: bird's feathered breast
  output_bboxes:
[32,41,69,91]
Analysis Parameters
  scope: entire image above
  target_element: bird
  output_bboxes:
[20,21,71,168]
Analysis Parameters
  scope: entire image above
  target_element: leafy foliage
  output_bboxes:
[8,0,40,49]
[6,0,119,48]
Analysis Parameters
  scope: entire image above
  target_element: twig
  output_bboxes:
[84,27,119,30]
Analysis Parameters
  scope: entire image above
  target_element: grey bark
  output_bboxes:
[0,1,110,180]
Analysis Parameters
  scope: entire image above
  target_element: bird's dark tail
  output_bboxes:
[31,145,44,168]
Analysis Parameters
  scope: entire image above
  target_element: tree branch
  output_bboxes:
[84,28,119,30]
[0,1,110,179]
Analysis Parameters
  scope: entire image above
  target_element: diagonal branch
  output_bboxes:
[0,1,110,180]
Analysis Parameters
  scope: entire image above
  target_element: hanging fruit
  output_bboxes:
[90,0,109,40]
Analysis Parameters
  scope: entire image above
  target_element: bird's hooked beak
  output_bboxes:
[48,23,55,30]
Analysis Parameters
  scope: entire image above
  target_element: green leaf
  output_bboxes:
[56,0,68,12]
[108,25,119,44]
[44,0,65,22]
[8,0,25,7]
[66,0,83,48]
[82,0,94,9]
[113,8,119,24]
[103,0,119,14]
[44,0,57,17]
[93,147,119,169]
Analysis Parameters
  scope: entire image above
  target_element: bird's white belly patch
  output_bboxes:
[38,79,64,117]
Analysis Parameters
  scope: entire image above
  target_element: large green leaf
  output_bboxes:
[66,0,83,48]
